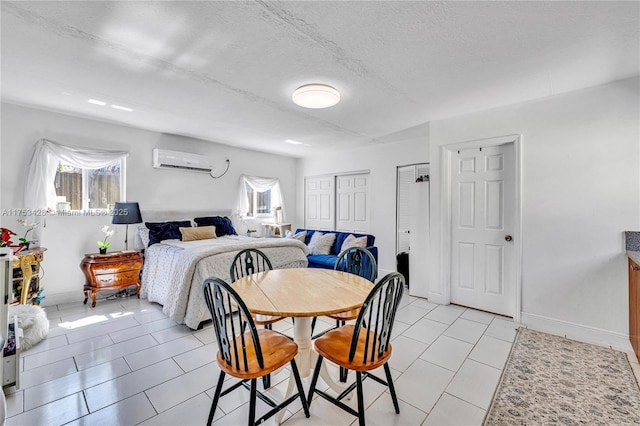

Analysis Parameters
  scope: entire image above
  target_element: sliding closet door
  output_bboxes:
[304,176,335,230]
[336,173,370,233]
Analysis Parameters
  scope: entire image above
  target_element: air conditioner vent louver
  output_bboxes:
[152,148,213,173]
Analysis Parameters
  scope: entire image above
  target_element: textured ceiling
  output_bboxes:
[2,1,638,157]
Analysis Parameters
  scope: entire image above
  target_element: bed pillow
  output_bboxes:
[180,226,216,242]
[308,232,336,255]
[285,230,307,242]
[138,226,150,247]
[146,220,192,246]
[193,216,238,237]
[340,234,368,252]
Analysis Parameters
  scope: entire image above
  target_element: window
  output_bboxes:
[23,139,128,211]
[245,186,272,217]
[237,175,285,222]
[54,160,123,210]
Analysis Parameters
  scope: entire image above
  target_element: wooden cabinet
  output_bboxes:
[12,247,46,305]
[80,251,143,308]
[630,258,640,362]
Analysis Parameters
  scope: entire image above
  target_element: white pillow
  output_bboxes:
[285,230,307,242]
[308,232,336,255]
[340,234,368,252]
[138,226,150,247]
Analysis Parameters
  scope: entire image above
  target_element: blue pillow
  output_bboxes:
[146,220,191,246]
[194,216,237,237]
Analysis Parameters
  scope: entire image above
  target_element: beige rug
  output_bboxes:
[484,328,640,425]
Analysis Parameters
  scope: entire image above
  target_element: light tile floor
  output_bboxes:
[3,293,522,425]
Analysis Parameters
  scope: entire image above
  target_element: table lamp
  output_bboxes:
[112,202,142,251]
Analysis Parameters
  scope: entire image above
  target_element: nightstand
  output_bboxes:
[80,251,143,308]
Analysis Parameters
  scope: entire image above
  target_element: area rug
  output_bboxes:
[484,328,640,425]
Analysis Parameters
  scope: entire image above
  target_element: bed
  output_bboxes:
[137,210,309,329]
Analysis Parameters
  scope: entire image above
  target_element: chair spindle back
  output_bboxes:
[202,277,264,371]
[230,248,273,282]
[334,247,377,282]
[349,272,404,364]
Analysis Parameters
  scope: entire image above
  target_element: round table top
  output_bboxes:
[231,268,374,317]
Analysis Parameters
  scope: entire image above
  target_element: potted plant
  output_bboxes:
[17,219,38,250]
[97,225,114,254]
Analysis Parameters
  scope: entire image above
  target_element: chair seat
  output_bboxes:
[327,308,360,321]
[314,325,392,372]
[217,329,298,379]
[253,314,286,325]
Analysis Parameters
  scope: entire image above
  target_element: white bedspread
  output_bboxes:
[140,235,309,329]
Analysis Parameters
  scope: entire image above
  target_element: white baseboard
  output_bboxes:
[40,290,85,307]
[520,312,633,352]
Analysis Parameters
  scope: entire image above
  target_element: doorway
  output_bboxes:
[441,135,521,320]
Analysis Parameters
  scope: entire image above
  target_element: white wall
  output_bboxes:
[0,103,298,305]
[427,77,640,347]
[296,127,430,276]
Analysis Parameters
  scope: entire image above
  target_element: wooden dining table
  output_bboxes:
[231,267,373,389]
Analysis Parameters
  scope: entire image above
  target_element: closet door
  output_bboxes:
[305,176,335,230]
[336,173,370,233]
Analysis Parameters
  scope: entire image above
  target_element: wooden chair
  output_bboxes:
[202,277,310,426]
[307,272,405,426]
[230,248,286,388]
[312,246,377,381]
[330,247,377,327]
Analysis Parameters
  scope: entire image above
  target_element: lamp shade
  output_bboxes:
[112,202,142,225]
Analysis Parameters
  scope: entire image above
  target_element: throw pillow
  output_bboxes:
[285,230,307,242]
[340,234,368,252]
[194,216,238,237]
[308,232,336,255]
[138,226,150,247]
[146,220,191,245]
[180,226,216,242]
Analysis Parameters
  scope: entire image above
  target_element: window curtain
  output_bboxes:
[236,174,286,221]
[24,139,129,210]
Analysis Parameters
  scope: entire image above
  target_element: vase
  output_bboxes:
[99,248,107,255]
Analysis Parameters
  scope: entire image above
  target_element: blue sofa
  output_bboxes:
[294,228,378,271]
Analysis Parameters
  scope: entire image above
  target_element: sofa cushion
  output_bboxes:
[307,254,338,269]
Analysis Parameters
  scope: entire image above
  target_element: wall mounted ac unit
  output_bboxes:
[152,148,213,172]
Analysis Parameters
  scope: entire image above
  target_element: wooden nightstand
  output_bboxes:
[80,251,143,308]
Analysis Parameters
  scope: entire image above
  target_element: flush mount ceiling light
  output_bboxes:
[292,84,340,109]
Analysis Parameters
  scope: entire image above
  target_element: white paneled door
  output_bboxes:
[336,174,369,233]
[451,144,515,317]
[305,176,335,230]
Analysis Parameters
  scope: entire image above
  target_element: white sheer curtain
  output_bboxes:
[236,174,286,221]
[24,139,129,209]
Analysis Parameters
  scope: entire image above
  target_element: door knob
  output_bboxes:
[505,235,513,242]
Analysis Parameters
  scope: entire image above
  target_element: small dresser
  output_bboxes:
[80,251,143,307]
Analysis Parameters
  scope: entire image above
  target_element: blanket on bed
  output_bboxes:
[141,235,309,329]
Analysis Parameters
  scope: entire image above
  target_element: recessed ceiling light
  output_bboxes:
[285,139,303,145]
[292,84,340,109]
[88,99,107,106]
[111,105,133,112]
